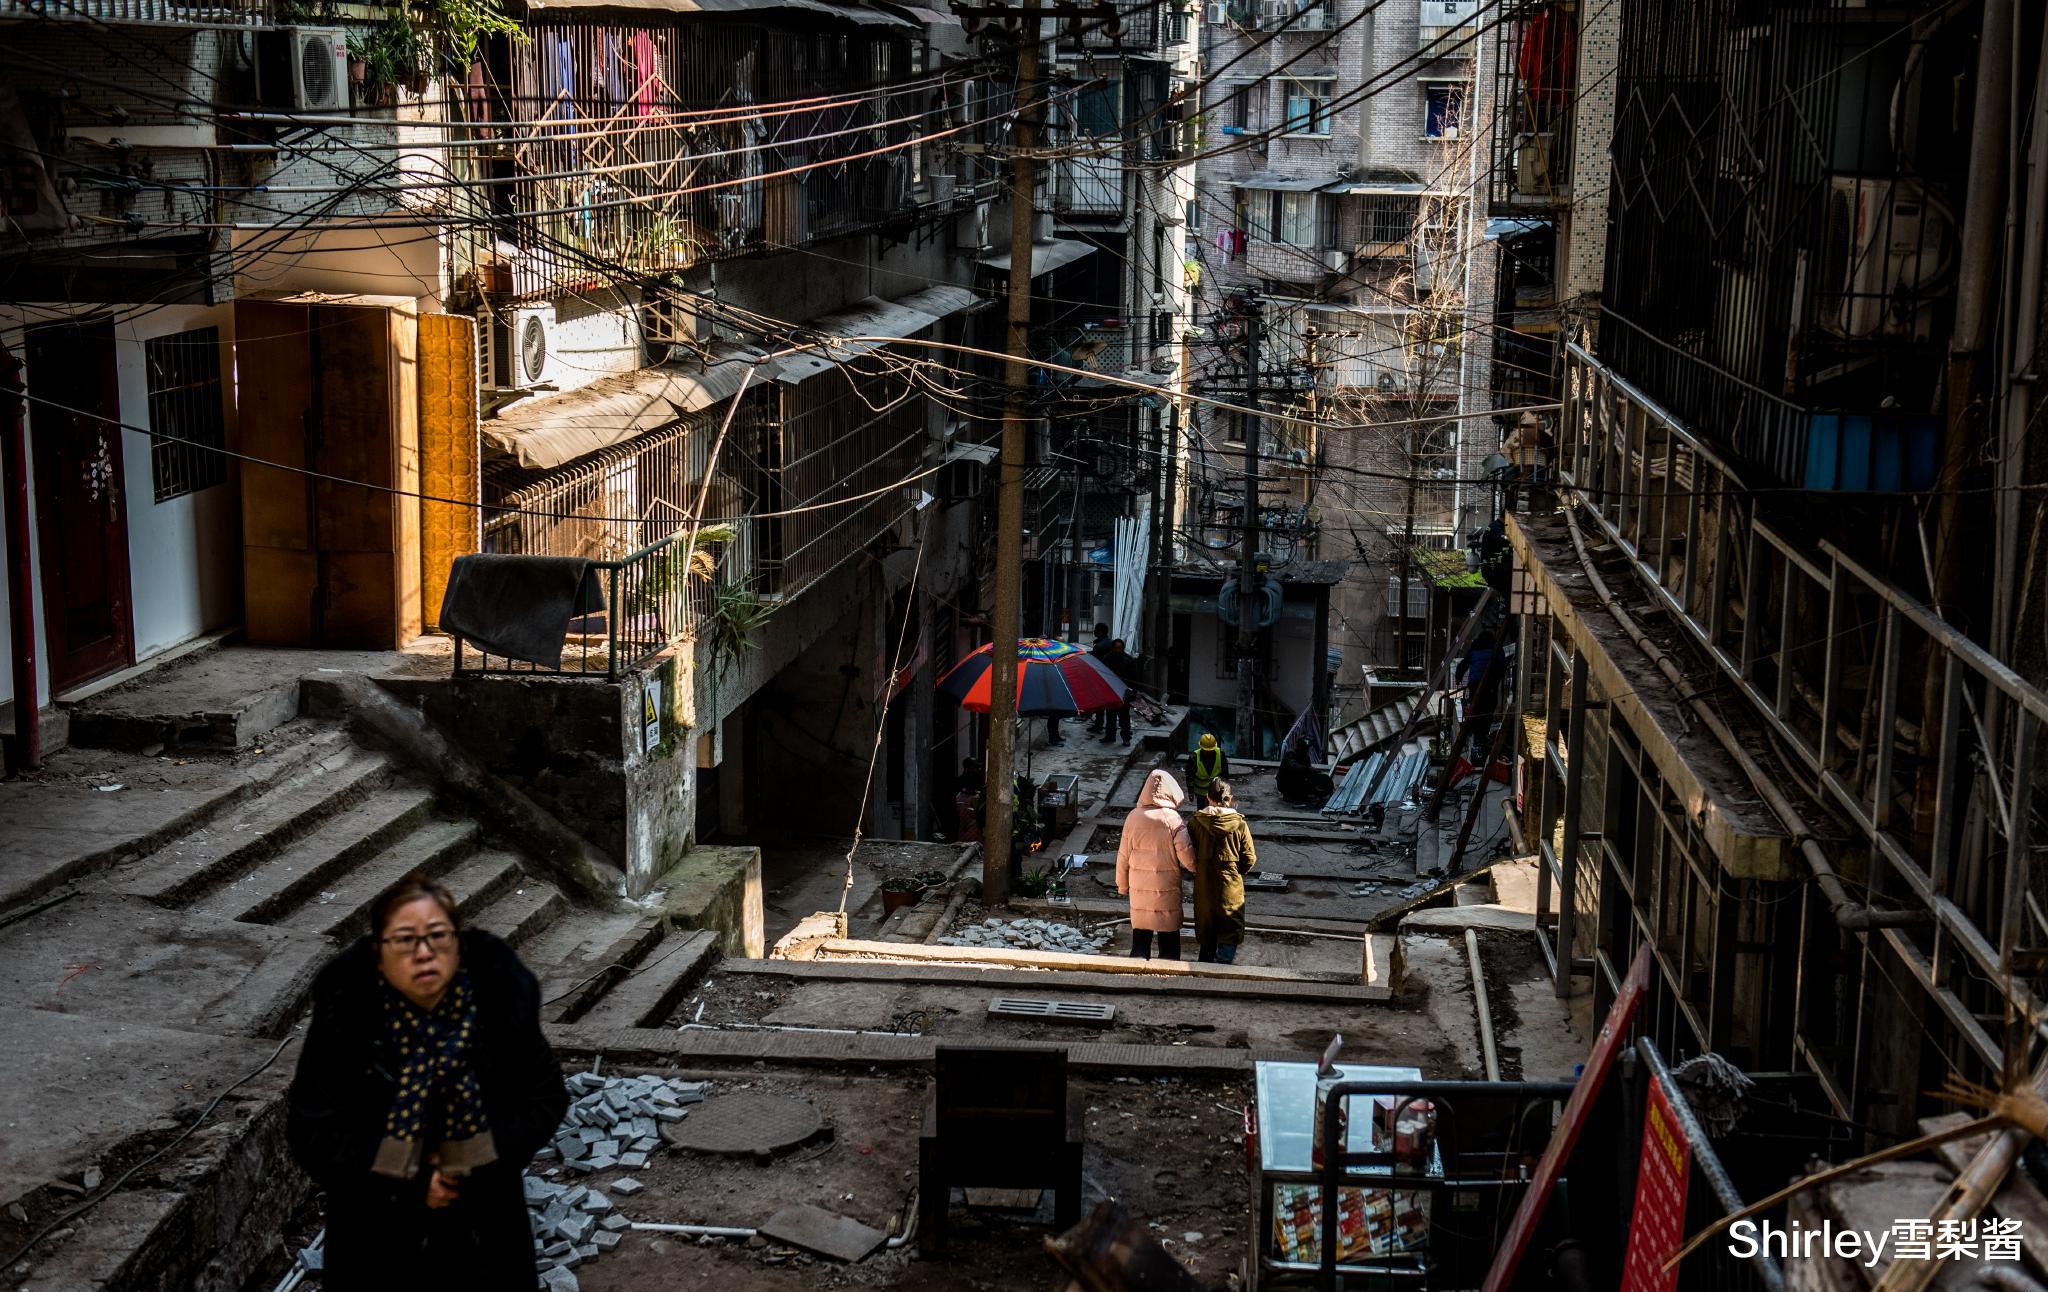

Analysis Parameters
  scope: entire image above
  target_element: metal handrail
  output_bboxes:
[1556,339,2048,1070]
[450,532,694,679]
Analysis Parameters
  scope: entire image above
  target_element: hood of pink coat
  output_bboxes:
[1140,769,1185,809]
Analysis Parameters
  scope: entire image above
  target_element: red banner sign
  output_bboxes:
[1620,1077,1693,1292]
[1481,943,1653,1292]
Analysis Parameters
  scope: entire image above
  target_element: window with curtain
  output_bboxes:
[1242,190,1273,240]
[1277,191,1319,246]
[1282,77,1332,135]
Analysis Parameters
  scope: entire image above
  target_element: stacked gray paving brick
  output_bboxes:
[524,1069,708,1291]
[937,917,1114,954]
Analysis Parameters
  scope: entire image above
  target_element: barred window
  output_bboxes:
[146,327,227,502]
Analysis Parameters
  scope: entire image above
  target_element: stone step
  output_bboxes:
[532,913,668,1024]
[440,850,529,921]
[184,786,439,925]
[1363,932,1403,992]
[66,669,304,753]
[273,818,482,942]
[574,929,719,1029]
[1453,880,1492,907]
[468,878,569,951]
[108,746,398,907]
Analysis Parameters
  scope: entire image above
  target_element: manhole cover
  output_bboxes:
[659,1093,828,1161]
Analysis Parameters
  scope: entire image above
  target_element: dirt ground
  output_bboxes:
[575,1067,1254,1292]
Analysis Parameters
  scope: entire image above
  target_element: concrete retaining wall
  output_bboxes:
[379,648,697,898]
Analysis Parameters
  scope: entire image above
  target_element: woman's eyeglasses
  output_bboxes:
[380,928,456,954]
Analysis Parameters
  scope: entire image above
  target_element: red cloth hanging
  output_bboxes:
[631,30,660,118]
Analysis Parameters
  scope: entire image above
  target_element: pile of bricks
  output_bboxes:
[936,917,1112,955]
[524,1070,709,1290]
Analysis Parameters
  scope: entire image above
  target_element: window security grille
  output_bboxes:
[146,327,228,503]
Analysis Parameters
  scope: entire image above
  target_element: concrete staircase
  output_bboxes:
[91,717,715,1032]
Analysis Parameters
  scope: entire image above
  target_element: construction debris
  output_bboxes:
[526,1069,712,1288]
[937,917,1112,955]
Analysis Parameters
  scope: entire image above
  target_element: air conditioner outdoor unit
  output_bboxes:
[1204,1,1226,22]
[1816,176,1948,339]
[255,27,349,113]
[1322,248,1351,273]
[484,305,557,391]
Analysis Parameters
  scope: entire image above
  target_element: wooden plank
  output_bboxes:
[388,302,421,644]
[545,1023,1318,1077]
[1364,858,1512,933]
[716,957,1389,1004]
[235,300,317,646]
[817,937,1351,984]
[1003,897,1371,936]
[416,314,479,632]
[1921,1113,2048,1275]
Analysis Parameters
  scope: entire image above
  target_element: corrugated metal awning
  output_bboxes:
[480,346,773,470]
[1320,181,1459,196]
[527,0,912,23]
[775,286,982,383]
[1235,173,1329,193]
[977,238,1098,277]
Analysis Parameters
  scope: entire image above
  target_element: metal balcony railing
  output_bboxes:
[1052,152,1123,216]
[1486,0,1574,212]
[481,411,755,634]
[1036,325,1175,386]
[0,0,275,23]
[451,534,692,678]
[1056,0,1158,52]
[1558,339,2048,1073]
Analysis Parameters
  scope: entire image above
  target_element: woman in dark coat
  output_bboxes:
[287,874,567,1289]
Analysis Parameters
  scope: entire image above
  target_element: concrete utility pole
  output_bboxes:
[1301,323,1320,513]
[1397,428,1417,674]
[981,0,1041,903]
[1069,453,1085,641]
[1,341,38,772]
[1233,295,1262,756]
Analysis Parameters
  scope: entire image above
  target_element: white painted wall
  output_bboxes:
[0,304,243,709]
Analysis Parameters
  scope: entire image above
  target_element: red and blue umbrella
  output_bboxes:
[937,638,1126,716]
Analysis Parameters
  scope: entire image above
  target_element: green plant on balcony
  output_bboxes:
[654,523,734,615]
[349,11,429,101]
[430,0,523,66]
[627,215,704,268]
[707,579,776,669]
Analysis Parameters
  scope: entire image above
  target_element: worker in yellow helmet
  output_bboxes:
[1187,731,1229,801]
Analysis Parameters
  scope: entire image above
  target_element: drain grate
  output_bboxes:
[987,997,1116,1026]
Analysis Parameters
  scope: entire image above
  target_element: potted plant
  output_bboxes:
[346,29,370,87]
[880,870,924,915]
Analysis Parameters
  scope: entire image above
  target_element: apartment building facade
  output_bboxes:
[1,0,1009,870]
[1497,0,2048,1136]
[1183,0,1498,743]
[1009,0,1199,657]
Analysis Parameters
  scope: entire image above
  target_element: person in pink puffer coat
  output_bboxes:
[1116,769,1196,960]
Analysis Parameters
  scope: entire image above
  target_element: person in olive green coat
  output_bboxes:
[1188,778,1258,964]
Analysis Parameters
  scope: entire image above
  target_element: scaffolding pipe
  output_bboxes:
[1558,506,1922,931]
